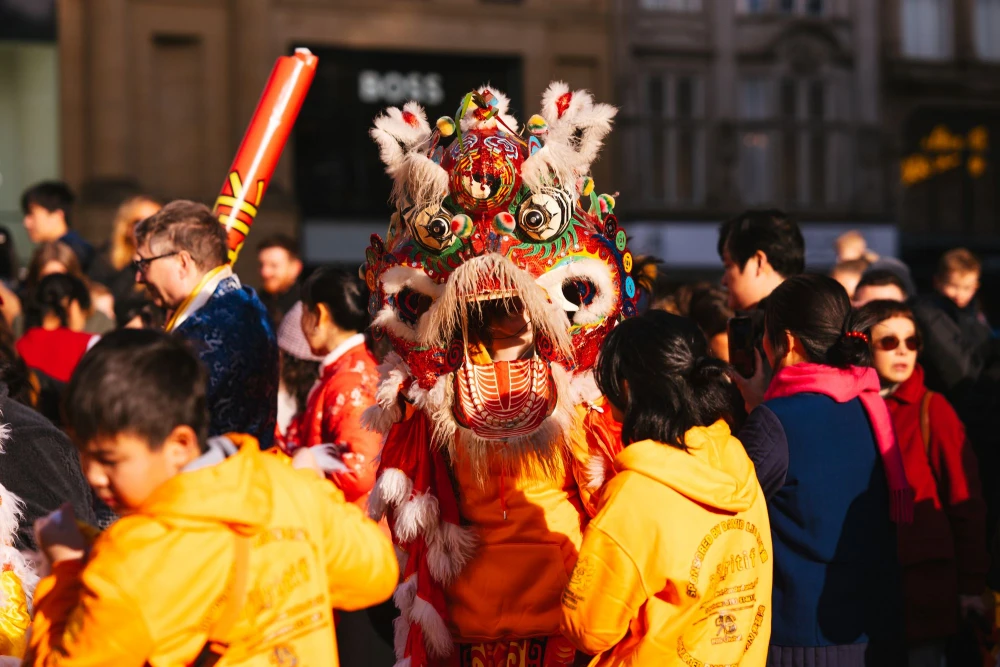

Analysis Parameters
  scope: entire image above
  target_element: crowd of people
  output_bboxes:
[0,178,995,667]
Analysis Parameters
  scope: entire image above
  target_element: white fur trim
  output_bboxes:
[393,574,418,616]
[410,594,453,658]
[0,657,21,666]
[394,493,440,544]
[363,353,410,434]
[393,615,410,661]
[424,254,573,359]
[523,82,617,193]
[371,104,449,208]
[534,257,617,328]
[585,455,607,492]
[426,522,477,585]
[369,469,415,521]
[570,371,602,406]
[395,544,410,574]
[393,658,411,667]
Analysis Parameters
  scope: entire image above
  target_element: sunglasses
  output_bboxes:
[874,334,921,352]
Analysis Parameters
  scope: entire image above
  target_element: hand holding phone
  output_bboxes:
[727,316,756,379]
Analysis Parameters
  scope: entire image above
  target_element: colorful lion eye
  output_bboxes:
[411,204,458,252]
[516,188,571,242]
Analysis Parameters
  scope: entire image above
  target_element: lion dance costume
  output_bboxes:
[362,83,637,667]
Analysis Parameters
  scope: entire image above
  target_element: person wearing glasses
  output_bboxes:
[859,299,988,667]
[132,200,278,447]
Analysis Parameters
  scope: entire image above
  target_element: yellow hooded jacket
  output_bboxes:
[561,421,773,666]
[28,434,399,666]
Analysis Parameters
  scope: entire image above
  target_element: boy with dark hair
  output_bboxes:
[717,209,805,311]
[28,329,397,666]
[20,180,94,271]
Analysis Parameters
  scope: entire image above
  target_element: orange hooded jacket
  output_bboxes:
[27,434,398,666]
[561,421,773,666]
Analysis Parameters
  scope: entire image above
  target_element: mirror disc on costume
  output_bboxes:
[623,252,633,274]
[615,229,627,252]
[624,276,635,299]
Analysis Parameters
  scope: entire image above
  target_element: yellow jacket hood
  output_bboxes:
[138,434,273,532]
[613,421,759,513]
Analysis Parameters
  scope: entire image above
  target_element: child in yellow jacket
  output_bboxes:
[26,329,398,666]
[561,311,773,666]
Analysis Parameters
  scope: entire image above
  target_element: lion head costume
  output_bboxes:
[364,83,634,667]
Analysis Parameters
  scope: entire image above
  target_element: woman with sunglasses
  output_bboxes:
[859,299,989,667]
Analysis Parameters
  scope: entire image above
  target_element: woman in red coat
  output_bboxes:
[861,299,989,665]
[285,268,380,510]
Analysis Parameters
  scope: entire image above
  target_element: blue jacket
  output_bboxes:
[739,393,902,651]
[174,276,278,448]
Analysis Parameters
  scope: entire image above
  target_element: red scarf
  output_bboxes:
[764,363,914,524]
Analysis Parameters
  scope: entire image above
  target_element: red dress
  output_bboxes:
[885,363,989,642]
[16,327,96,383]
[284,335,381,508]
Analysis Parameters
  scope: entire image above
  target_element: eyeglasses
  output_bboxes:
[132,251,179,275]
[874,334,921,352]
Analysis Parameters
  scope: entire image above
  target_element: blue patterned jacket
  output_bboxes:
[174,276,278,448]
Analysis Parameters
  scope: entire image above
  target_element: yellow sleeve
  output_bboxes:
[26,559,154,667]
[316,478,399,611]
[561,525,647,655]
[0,569,30,658]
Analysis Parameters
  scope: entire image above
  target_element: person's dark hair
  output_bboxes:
[688,285,734,338]
[64,329,209,451]
[301,267,370,333]
[280,353,321,416]
[133,200,228,272]
[257,234,300,261]
[856,300,919,346]
[596,310,732,449]
[20,180,75,226]
[114,296,166,330]
[764,274,874,369]
[0,227,18,283]
[855,269,910,299]
[717,209,805,278]
[25,273,92,329]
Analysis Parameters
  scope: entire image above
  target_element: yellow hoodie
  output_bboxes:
[561,421,773,666]
[28,434,398,667]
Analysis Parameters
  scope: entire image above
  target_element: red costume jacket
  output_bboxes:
[885,364,989,641]
[285,335,381,508]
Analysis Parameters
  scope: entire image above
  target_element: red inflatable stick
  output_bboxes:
[214,48,318,263]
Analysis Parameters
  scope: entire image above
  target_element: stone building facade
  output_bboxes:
[57,0,614,276]
[610,0,884,225]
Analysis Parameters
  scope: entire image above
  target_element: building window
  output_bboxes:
[737,0,766,12]
[975,0,1000,61]
[901,0,953,59]
[739,0,823,14]
[740,76,846,208]
[639,0,702,10]
[739,78,773,204]
[633,72,705,208]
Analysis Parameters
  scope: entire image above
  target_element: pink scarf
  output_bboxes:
[764,363,914,524]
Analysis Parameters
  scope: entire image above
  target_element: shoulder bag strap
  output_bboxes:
[189,534,251,667]
[921,390,934,457]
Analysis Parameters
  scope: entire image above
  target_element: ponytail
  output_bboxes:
[764,274,871,370]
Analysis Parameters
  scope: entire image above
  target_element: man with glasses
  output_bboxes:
[133,200,278,447]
